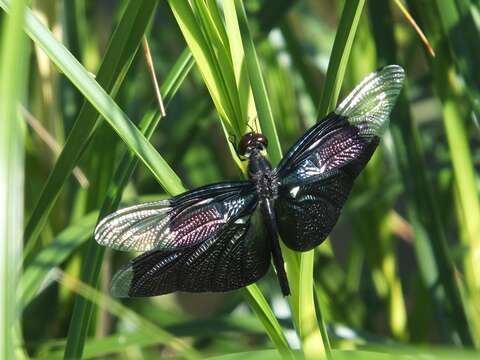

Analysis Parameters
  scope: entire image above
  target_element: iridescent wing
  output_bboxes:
[94,181,256,252]
[109,206,270,297]
[275,65,405,251]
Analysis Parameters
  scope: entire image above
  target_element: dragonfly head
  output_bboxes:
[238,132,268,158]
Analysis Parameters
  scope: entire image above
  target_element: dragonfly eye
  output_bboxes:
[238,132,268,157]
[256,134,268,149]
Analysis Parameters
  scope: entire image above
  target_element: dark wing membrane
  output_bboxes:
[94,181,256,252]
[110,206,270,297]
[275,65,404,251]
[275,133,378,251]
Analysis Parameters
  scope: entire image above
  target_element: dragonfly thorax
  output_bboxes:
[248,151,278,201]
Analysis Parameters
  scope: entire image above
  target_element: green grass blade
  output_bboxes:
[190,0,243,127]
[19,212,98,308]
[0,0,28,357]
[233,0,282,165]
[206,349,285,360]
[435,0,480,112]
[317,0,366,118]
[406,0,479,345]
[369,0,477,344]
[432,0,480,317]
[223,0,256,133]
[241,287,294,359]
[64,50,194,360]
[280,18,321,105]
[58,271,200,359]
[168,0,242,135]
[13,0,162,257]
[231,2,301,357]
[169,2,294,356]
[294,1,366,357]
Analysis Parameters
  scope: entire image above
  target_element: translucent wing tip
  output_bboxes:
[336,64,405,138]
[110,265,134,298]
[93,200,171,252]
[93,210,126,248]
[93,213,113,245]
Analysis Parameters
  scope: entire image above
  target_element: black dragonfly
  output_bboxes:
[94,65,405,297]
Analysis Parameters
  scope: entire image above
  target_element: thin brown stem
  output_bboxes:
[142,36,166,117]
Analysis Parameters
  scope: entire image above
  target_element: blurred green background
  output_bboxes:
[1,0,480,359]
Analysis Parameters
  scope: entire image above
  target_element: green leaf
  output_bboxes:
[0,0,29,358]
[168,2,295,357]
[19,212,98,308]
[206,349,288,360]
[240,287,294,359]
[7,0,167,258]
[64,50,194,360]
[58,271,200,359]
[317,0,366,118]
[168,0,242,135]
[299,1,366,357]
[233,0,282,165]
[405,0,479,345]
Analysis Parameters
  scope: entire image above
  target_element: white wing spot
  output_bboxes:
[234,216,248,224]
[289,186,300,198]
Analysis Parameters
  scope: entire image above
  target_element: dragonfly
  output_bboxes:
[94,65,405,297]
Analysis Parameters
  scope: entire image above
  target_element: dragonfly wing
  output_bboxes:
[275,65,404,251]
[110,206,270,297]
[94,181,256,252]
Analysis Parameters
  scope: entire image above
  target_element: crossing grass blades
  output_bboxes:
[94,65,405,298]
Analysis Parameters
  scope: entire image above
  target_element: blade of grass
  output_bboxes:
[223,0,256,136]
[142,37,166,117]
[432,0,480,299]
[407,0,480,345]
[345,18,408,340]
[294,0,366,357]
[19,212,98,308]
[0,0,28,358]
[168,0,242,135]
[8,0,163,259]
[317,0,365,118]
[232,0,282,165]
[393,0,435,57]
[240,287,293,359]
[190,0,244,131]
[57,270,200,359]
[371,0,475,345]
[232,1,326,358]
[168,2,295,357]
[64,49,194,359]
